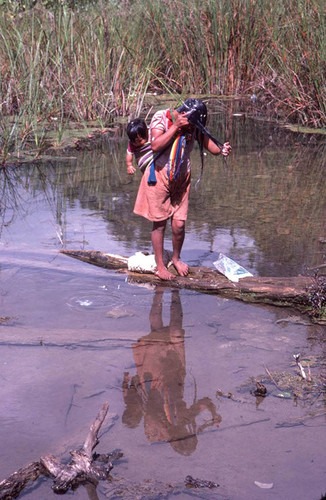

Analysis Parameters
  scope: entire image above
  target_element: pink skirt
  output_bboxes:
[133,165,191,222]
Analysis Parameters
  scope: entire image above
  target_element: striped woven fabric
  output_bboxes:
[167,135,186,180]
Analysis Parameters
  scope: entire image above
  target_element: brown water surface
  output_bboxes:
[0,110,325,499]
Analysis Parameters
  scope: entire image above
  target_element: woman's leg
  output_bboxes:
[152,220,175,280]
[171,218,189,276]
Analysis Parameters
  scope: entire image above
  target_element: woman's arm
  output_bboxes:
[203,135,232,156]
[150,112,191,152]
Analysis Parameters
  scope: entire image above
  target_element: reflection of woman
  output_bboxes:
[122,288,221,455]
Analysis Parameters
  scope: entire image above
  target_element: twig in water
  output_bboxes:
[50,221,64,246]
[264,365,281,390]
[276,409,326,428]
[307,363,312,383]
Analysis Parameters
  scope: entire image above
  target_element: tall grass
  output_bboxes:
[0,0,325,161]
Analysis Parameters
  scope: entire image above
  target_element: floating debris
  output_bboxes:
[253,381,267,397]
[275,392,292,399]
[0,316,11,324]
[185,475,219,489]
[293,353,309,380]
[254,481,273,489]
[106,306,135,319]
[240,356,325,407]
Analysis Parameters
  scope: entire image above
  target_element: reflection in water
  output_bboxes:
[1,115,325,276]
[0,161,68,239]
[122,288,221,455]
[0,166,24,234]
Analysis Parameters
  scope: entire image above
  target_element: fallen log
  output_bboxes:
[0,403,117,499]
[60,250,326,323]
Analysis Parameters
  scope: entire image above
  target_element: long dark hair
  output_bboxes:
[177,99,207,187]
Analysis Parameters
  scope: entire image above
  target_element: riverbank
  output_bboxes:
[1,0,325,165]
[2,94,325,168]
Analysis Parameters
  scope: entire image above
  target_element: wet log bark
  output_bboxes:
[0,462,45,500]
[60,249,325,322]
[0,403,112,499]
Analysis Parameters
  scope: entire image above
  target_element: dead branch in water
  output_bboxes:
[0,462,45,500]
[0,402,115,499]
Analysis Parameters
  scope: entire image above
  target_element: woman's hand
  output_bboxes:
[204,137,232,156]
[221,142,232,157]
[173,112,191,131]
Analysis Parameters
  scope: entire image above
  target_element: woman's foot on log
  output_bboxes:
[172,259,189,277]
[155,267,176,280]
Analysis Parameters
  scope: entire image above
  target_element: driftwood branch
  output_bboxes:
[83,401,109,456]
[41,402,111,494]
[0,462,45,500]
[60,249,325,323]
[0,403,114,499]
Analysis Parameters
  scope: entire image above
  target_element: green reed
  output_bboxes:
[0,0,325,161]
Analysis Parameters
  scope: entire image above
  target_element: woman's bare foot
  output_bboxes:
[155,267,176,280]
[172,259,189,276]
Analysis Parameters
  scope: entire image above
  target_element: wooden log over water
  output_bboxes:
[60,249,324,322]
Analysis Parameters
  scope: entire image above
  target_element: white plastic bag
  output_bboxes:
[128,252,157,273]
[128,250,172,274]
[213,253,253,282]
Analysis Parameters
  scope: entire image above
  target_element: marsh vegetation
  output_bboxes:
[0,0,325,163]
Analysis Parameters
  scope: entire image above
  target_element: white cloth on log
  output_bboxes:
[128,250,172,273]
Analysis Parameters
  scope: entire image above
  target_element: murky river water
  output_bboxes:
[0,108,325,500]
